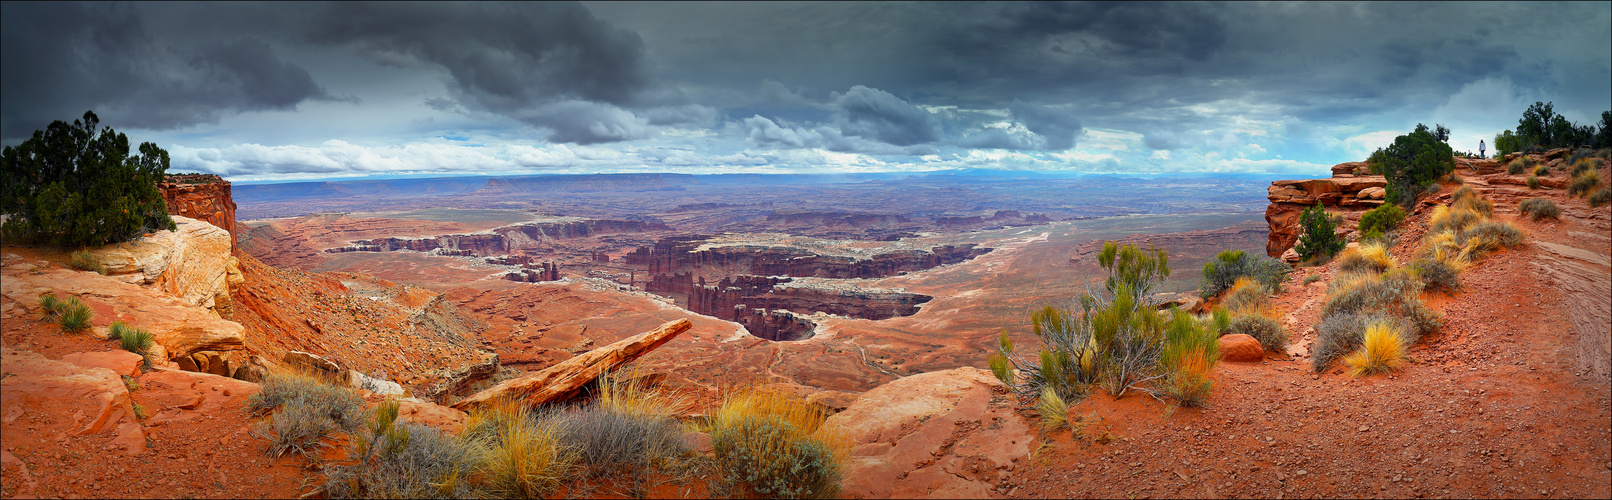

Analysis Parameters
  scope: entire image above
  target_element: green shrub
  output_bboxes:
[1534,165,1549,177]
[1526,175,1541,189]
[1227,314,1289,353]
[1519,198,1560,220]
[57,297,92,332]
[1507,159,1526,175]
[1199,249,1291,299]
[1569,171,1603,197]
[0,111,176,248]
[1357,203,1406,239]
[1294,202,1345,262]
[1590,187,1612,207]
[1411,258,1460,294]
[1369,124,1456,207]
[712,391,842,500]
[260,403,339,458]
[68,251,105,274]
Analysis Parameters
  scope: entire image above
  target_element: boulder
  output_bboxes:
[826,367,1031,499]
[86,216,239,314]
[1331,162,1369,176]
[395,398,467,434]
[1220,334,1265,362]
[451,318,692,411]
[1359,186,1386,199]
[283,350,344,377]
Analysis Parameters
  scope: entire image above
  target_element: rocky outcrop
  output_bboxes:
[452,318,691,411]
[826,367,1033,499]
[161,174,238,254]
[638,239,992,279]
[1264,173,1388,257]
[648,273,932,341]
[2,266,245,363]
[1,348,142,452]
[86,216,243,316]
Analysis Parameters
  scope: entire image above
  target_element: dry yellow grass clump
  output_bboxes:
[1335,241,1398,274]
[1344,321,1408,377]
[709,388,848,499]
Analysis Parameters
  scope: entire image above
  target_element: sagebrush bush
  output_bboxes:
[1335,242,1397,275]
[1227,314,1289,353]
[1451,187,1494,216]
[1591,187,1612,207]
[1534,165,1549,177]
[261,403,338,458]
[1519,198,1560,220]
[1508,159,1526,175]
[711,390,843,499]
[1526,175,1541,189]
[1220,277,1270,314]
[1428,205,1482,235]
[1411,258,1460,294]
[68,250,105,274]
[557,405,688,478]
[1199,249,1291,299]
[1569,171,1603,197]
[325,420,478,499]
[247,372,366,432]
[1344,321,1408,377]
[57,297,92,332]
[1570,157,1598,177]
[1319,271,1439,340]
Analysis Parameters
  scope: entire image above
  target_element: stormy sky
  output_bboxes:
[2,2,1608,182]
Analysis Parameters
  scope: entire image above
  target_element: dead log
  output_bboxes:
[450,318,691,411]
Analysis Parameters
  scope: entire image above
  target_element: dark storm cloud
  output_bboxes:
[303,2,651,112]
[0,2,330,140]
[832,86,941,146]
[518,100,650,144]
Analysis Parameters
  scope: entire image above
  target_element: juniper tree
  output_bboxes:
[1,111,176,247]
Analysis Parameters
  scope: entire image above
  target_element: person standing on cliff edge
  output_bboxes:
[1480,140,1486,159]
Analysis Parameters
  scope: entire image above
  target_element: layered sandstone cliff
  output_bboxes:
[86,216,243,316]
[1264,169,1388,257]
[161,174,238,254]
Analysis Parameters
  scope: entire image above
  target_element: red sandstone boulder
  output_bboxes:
[826,367,1031,499]
[396,398,467,434]
[1,348,139,440]
[1220,334,1265,362]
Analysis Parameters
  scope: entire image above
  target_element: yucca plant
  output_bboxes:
[57,297,92,332]
[37,293,62,320]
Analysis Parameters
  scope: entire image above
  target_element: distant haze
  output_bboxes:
[2,2,1607,182]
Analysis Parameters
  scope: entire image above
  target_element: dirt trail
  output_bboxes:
[1017,184,1612,499]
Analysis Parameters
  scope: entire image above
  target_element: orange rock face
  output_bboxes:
[1219,333,1264,362]
[161,175,238,254]
[1264,170,1389,257]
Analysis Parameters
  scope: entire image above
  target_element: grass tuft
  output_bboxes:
[57,297,93,333]
[116,324,154,355]
[1335,242,1397,275]
[1411,258,1460,294]
[710,389,845,499]
[1590,187,1612,208]
[1344,321,1408,377]
[480,415,574,499]
[1507,159,1526,175]
[68,250,106,275]
[1035,387,1069,434]
[1155,310,1219,407]
[37,293,62,320]
[1569,170,1603,198]
[1534,165,1549,177]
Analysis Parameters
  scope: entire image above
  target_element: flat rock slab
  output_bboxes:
[826,367,1032,499]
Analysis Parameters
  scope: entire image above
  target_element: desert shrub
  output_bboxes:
[1568,149,1593,166]
[1534,165,1549,177]
[1301,274,1323,286]
[1220,277,1271,314]
[37,293,62,320]
[1343,321,1408,377]
[556,405,688,479]
[481,414,574,499]
[1313,312,1413,373]
[1411,258,1460,294]
[1507,159,1527,175]
[0,111,176,248]
[1155,310,1219,407]
[1428,205,1482,235]
[1199,249,1291,299]
[1227,314,1289,353]
[1035,387,1068,433]
[325,420,478,499]
[114,323,154,354]
[1526,175,1541,189]
[1590,187,1612,207]
[247,372,366,432]
[68,251,105,274]
[1570,157,1599,177]
[1319,271,1439,340]
[1568,170,1603,197]
[993,241,1172,401]
[57,297,92,332]
[1451,187,1494,216]
[711,390,843,499]
[1357,203,1406,241]
[1519,198,1560,220]
[1455,221,1524,261]
[1335,242,1397,275]
[1294,202,1345,262]
[1368,123,1455,207]
[260,403,338,458]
